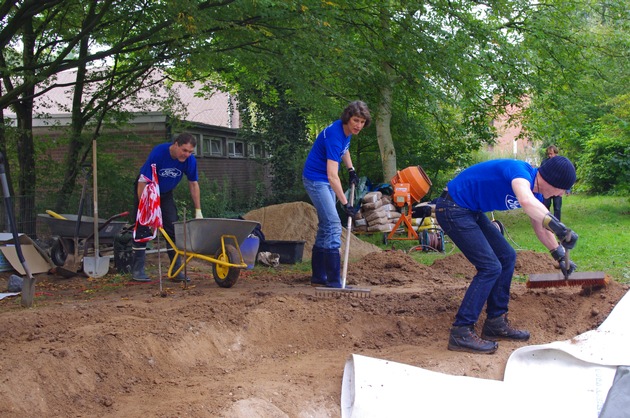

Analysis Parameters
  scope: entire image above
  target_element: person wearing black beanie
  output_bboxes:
[435,158,578,354]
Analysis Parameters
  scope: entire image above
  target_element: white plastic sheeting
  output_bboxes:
[341,288,630,418]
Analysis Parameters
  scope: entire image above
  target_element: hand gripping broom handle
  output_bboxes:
[341,183,355,289]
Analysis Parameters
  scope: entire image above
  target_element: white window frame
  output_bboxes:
[209,137,223,157]
[227,139,245,158]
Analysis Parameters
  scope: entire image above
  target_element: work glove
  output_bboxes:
[550,245,577,277]
[343,203,357,219]
[543,213,578,249]
[195,209,203,219]
[348,168,359,187]
[412,203,433,219]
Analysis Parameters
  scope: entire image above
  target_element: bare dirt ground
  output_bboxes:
[0,202,627,417]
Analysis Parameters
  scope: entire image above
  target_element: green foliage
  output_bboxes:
[4,0,629,226]
[172,171,269,219]
[577,94,630,194]
[173,174,230,219]
[93,152,137,218]
[237,82,311,204]
[521,0,630,181]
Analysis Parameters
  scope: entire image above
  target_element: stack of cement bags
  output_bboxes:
[353,192,401,233]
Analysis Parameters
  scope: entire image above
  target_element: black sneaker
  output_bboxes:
[482,314,530,341]
[448,325,498,354]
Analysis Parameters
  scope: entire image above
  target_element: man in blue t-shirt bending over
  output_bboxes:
[131,133,203,283]
[434,157,578,354]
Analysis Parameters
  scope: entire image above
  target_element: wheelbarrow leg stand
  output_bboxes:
[160,227,192,281]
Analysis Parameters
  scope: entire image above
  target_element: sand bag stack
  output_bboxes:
[354,192,401,233]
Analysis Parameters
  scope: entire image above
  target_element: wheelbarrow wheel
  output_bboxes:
[50,237,69,266]
[212,244,241,288]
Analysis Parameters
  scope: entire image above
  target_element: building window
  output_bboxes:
[228,140,245,158]
[203,137,223,157]
[249,143,264,158]
[201,135,223,157]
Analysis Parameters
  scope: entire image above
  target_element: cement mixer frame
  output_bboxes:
[385,165,446,252]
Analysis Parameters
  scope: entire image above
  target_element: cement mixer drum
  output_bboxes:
[390,166,432,203]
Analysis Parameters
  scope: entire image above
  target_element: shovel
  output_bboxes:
[71,166,91,272]
[83,138,109,278]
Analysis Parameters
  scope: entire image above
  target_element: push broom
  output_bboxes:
[316,184,371,298]
[526,235,609,289]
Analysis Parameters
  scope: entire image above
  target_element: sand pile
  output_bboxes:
[243,201,381,261]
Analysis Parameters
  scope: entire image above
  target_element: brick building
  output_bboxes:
[488,101,539,165]
[9,69,272,211]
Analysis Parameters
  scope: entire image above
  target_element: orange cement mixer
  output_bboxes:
[387,165,433,242]
[390,165,432,203]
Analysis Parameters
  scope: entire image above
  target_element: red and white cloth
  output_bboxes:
[133,163,163,242]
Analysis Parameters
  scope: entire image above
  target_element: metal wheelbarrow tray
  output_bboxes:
[161,218,260,288]
[38,214,126,239]
[38,213,127,268]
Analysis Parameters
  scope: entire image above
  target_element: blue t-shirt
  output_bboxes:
[139,143,198,193]
[302,120,351,182]
[447,159,543,212]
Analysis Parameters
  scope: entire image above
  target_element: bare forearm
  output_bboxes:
[327,160,348,205]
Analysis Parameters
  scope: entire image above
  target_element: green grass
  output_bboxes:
[357,195,630,284]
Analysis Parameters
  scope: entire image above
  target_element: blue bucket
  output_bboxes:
[240,235,260,269]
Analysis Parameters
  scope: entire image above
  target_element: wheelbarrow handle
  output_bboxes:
[82,211,130,255]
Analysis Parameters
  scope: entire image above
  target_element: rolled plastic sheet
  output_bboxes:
[342,354,567,418]
[341,289,630,418]
[504,288,630,417]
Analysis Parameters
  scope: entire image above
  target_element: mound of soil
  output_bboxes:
[243,201,381,261]
[0,202,627,417]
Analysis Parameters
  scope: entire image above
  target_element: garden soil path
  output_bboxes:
[1,202,627,417]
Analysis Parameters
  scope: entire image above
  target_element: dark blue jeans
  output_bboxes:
[543,195,563,221]
[435,197,516,327]
[302,176,342,250]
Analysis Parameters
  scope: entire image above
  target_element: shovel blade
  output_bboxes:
[83,256,110,278]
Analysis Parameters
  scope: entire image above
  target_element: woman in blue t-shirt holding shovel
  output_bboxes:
[302,101,371,288]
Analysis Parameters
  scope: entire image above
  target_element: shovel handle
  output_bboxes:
[563,248,571,279]
[341,184,355,289]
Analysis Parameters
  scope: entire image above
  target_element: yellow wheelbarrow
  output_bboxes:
[159,218,260,288]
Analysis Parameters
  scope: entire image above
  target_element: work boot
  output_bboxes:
[131,249,152,282]
[482,314,530,341]
[310,246,327,286]
[448,325,498,354]
[324,249,342,288]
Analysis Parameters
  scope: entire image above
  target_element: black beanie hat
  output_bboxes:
[539,156,576,190]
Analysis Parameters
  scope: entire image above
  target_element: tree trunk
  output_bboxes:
[55,35,91,213]
[16,17,37,237]
[375,64,397,183]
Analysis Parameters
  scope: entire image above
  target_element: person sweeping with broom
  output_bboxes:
[434,156,578,354]
[302,101,371,288]
[131,133,203,283]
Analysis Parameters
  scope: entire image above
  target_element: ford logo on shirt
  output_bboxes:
[160,168,182,178]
